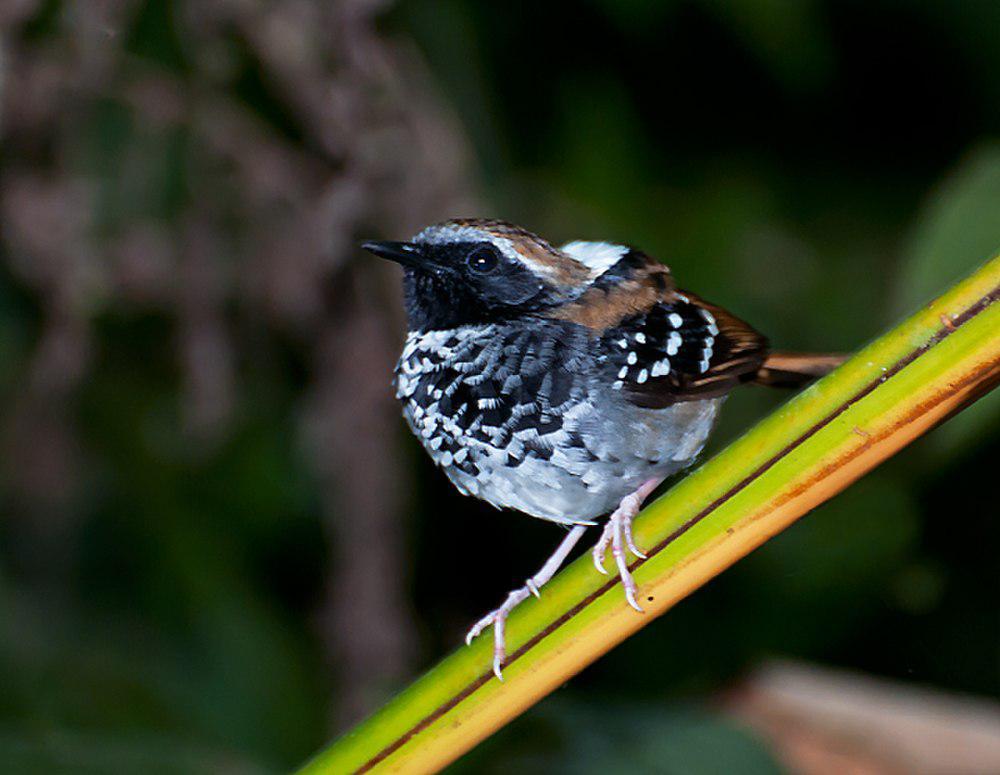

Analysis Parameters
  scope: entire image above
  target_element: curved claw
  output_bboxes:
[592,546,609,574]
[622,519,647,559]
[618,566,644,612]
[592,519,615,574]
[465,611,495,646]
[492,611,508,679]
[610,514,644,614]
[465,608,509,678]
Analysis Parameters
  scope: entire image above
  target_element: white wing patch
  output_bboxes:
[560,240,628,279]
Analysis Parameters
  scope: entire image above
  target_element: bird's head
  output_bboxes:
[362,218,633,330]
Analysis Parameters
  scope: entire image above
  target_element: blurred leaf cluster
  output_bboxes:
[1,0,998,772]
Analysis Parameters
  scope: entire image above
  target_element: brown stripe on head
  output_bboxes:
[512,236,591,287]
[426,218,592,288]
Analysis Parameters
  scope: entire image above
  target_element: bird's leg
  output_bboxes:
[591,477,664,611]
[466,524,588,680]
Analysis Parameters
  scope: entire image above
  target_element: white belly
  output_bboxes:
[411,396,722,524]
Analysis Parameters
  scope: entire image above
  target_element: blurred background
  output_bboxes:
[1,1,998,772]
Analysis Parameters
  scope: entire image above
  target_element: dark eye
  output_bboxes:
[466,245,501,274]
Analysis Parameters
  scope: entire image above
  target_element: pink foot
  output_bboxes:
[465,587,531,680]
[466,524,587,679]
[591,478,663,611]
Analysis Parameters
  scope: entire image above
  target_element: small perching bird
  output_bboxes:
[363,219,843,679]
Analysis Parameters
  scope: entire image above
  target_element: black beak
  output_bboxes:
[361,240,424,267]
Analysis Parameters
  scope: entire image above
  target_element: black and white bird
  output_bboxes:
[363,219,843,678]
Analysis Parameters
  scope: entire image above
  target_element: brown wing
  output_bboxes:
[598,289,769,409]
[545,248,769,408]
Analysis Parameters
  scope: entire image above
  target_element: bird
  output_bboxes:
[362,219,844,679]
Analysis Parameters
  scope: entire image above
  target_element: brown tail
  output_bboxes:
[754,351,848,388]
